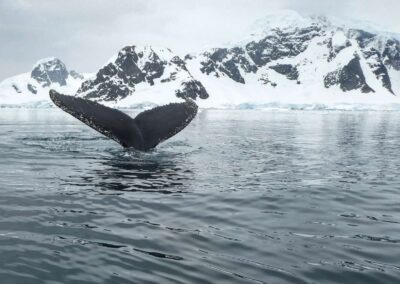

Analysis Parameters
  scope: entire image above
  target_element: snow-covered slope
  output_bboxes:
[1,11,400,110]
[76,45,209,108]
[183,11,400,109]
[0,58,87,107]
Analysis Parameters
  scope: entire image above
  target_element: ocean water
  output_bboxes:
[0,109,399,284]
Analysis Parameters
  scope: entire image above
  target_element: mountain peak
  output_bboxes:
[33,57,60,66]
[183,14,400,107]
[2,13,400,109]
[246,10,400,40]
[77,45,208,102]
[31,57,69,87]
[0,57,85,103]
[247,10,316,36]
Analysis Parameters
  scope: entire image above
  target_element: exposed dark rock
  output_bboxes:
[31,58,69,87]
[27,84,37,94]
[324,55,374,93]
[175,80,209,100]
[327,36,352,62]
[196,25,320,85]
[231,47,258,74]
[140,51,165,85]
[246,25,321,67]
[184,54,194,61]
[258,74,277,87]
[269,64,299,80]
[74,20,400,102]
[188,23,399,96]
[200,47,256,84]
[12,84,21,93]
[78,45,209,101]
[383,39,400,70]
[78,46,147,100]
[349,29,376,48]
[170,56,188,71]
[363,49,394,94]
[324,70,339,88]
[160,72,177,83]
[115,46,146,85]
[219,59,246,84]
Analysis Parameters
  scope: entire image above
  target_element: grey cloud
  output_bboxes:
[1,0,399,80]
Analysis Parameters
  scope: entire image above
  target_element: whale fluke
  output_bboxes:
[50,90,198,151]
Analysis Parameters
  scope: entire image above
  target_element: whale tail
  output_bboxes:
[50,90,198,151]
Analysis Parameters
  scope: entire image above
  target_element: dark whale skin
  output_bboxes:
[50,90,198,151]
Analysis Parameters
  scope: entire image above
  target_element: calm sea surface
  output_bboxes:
[0,109,399,284]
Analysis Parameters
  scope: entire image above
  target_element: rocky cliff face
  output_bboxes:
[0,57,85,99]
[184,13,400,97]
[324,55,374,93]
[77,46,209,102]
[69,15,400,106]
[2,11,400,107]
[31,58,69,87]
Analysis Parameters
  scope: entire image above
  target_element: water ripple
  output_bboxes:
[1,109,400,283]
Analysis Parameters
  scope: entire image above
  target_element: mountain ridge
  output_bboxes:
[0,57,87,106]
[1,11,400,109]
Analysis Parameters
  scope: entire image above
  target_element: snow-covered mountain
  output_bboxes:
[2,11,400,109]
[76,46,209,107]
[183,11,400,108]
[0,57,87,106]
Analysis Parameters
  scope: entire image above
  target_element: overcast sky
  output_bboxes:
[1,0,399,80]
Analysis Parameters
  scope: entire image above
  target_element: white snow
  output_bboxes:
[0,58,88,107]
[249,10,314,35]
[325,15,395,36]
[181,28,400,111]
[389,67,400,95]
[1,11,400,111]
[331,31,348,48]
[34,57,58,66]
[110,82,184,109]
[185,54,400,111]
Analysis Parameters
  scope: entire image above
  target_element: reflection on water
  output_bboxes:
[66,149,194,194]
[0,109,400,284]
